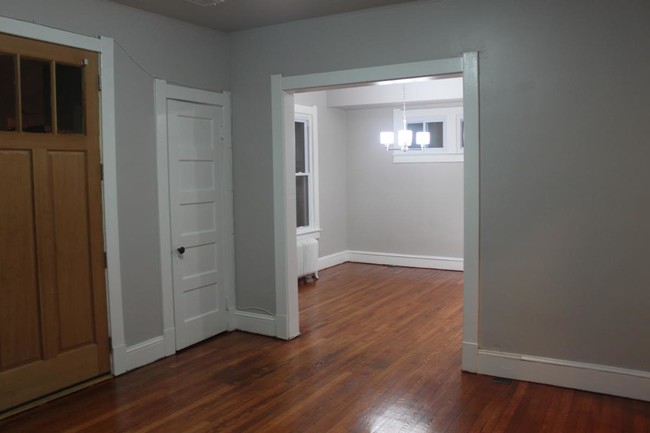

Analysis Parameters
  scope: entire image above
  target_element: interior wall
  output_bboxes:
[346,106,463,258]
[0,0,230,346]
[294,90,463,261]
[229,0,650,372]
[294,91,349,257]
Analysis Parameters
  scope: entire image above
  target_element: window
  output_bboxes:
[0,53,85,134]
[391,105,464,163]
[295,104,320,237]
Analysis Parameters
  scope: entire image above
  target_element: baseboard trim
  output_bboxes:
[478,349,650,401]
[234,311,276,337]
[348,250,464,271]
[125,336,168,372]
[318,250,464,271]
[318,251,349,270]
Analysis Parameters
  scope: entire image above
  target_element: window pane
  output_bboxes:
[426,122,444,148]
[56,63,84,134]
[407,122,424,149]
[0,55,17,131]
[460,119,465,150]
[296,176,309,228]
[21,58,52,133]
[295,121,306,173]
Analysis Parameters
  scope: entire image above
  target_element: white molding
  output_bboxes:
[0,16,100,51]
[318,251,349,270]
[274,55,479,351]
[297,228,321,240]
[100,36,127,376]
[461,52,480,371]
[155,80,235,357]
[163,327,176,357]
[393,153,464,164]
[111,344,127,376]
[282,58,463,91]
[275,314,290,340]
[0,18,126,377]
[125,336,168,372]
[155,79,177,357]
[477,349,650,402]
[234,311,277,337]
[462,342,479,373]
[317,250,464,272]
[348,250,463,271]
[272,77,300,341]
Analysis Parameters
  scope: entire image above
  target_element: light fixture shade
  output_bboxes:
[397,129,412,149]
[416,131,430,147]
[380,131,394,147]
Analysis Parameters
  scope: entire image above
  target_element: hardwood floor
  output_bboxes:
[1,263,648,432]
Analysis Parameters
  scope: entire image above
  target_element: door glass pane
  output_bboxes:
[295,121,306,173]
[296,176,309,228]
[0,55,17,131]
[426,122,444,148]
[21,58,52,133]
[56,63,84,134]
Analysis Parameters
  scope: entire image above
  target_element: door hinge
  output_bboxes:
[100,163,104,181]
[108,337,113,353]
[98,74,102,91]
[104,251,108,268]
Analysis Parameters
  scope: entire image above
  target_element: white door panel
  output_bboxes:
[168,99,228,350]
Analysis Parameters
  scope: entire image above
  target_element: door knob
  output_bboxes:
[177,247,186,254]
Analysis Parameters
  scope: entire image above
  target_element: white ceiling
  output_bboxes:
[106,0,422,33]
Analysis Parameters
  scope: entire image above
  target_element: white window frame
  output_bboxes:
[392,105,464,163]
[294,104,320,239]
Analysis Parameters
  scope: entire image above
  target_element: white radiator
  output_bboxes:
[297,238,319,279]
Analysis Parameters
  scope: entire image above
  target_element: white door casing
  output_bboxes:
[271,55,480,369]
[156,81,235,355]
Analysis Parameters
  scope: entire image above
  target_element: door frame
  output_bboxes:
[0,17,126,374]
[270,54,480,372]
[155,80,236,356]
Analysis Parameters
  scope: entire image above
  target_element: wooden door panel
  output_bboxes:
[49,151,95,350]
[0,150,42,370]
[0,35,109,412]
[0,345,101,411]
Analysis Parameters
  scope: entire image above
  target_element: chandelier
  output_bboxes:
[380,85,430,151]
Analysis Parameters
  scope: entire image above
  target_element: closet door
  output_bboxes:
[0,33,109,412]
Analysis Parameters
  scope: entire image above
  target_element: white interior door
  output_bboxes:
[167,99,229,350]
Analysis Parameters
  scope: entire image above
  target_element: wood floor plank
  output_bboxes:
[1,263,648,432]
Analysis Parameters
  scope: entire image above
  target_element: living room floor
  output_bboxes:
[1,263,648,432]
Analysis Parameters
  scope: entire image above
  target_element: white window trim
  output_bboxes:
[391,105,464,163]
[295,104,320,238]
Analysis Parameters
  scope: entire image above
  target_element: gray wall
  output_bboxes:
[346,107,463,258]
[0,0,230,345]
[229,0,650,371]
[294,92,463,260]
[294,91,348,257]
